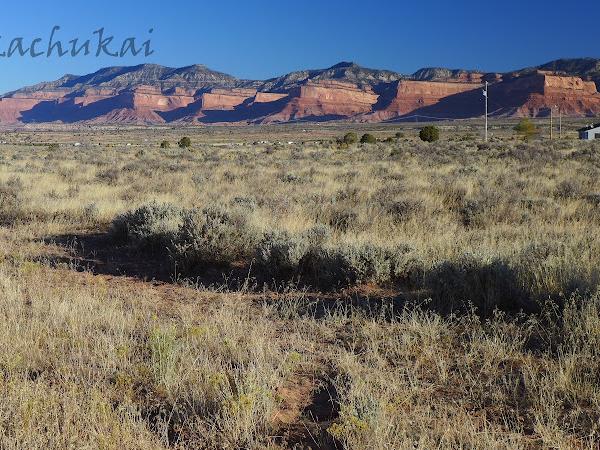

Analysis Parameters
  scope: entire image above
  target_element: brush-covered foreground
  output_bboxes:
[0,124,599,448]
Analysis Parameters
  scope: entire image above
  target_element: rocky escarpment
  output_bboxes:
[1,59,600,124]
[364,80,485,122]
[390,71,600,120]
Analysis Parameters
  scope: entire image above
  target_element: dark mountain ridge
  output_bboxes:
[7,58,600,97]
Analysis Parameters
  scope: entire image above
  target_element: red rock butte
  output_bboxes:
[1,60,599,124]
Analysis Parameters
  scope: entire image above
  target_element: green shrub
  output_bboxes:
[256,231,309,278]
[172,206,259,270]
[389,246,424,288]
[256,225,330,278]
[110,202,183,251]
[514,119,538,140]
[419,126,440,142]
[178,137,192,149]
[360,134,377,144]
[301,243,395,288]
[160,140,170,149]
[342,132,358,145]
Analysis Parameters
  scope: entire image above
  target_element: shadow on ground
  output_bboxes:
[39,231,416,320]
[40,232,254,289]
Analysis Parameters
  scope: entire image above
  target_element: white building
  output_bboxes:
[579,123,600,140]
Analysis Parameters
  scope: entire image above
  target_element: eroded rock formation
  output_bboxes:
[1,61,599,124]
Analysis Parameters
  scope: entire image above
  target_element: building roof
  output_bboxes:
[578,123,600,132]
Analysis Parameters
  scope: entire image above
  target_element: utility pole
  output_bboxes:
[559,107,562,139]
[550,106,553,140]
[483,81,488,142]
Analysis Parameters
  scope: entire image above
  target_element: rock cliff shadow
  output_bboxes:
[20,96,134,124]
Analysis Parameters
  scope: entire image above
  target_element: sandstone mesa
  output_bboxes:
[1,59,599,125]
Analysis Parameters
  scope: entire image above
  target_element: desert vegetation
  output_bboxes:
[0,123,598,448]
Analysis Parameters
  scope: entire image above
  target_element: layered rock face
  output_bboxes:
[392,71,600,120]
[262,81,378,123]
[72,89,119,107]
[1,62,600,124]
[200,88,257,110]
[252,92,288,103]
[509,72,600,116]
[366,80,482,121]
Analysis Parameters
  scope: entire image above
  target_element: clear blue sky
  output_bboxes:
[0,0,598,93]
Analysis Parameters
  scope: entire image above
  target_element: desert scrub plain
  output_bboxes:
[0,123,598,448]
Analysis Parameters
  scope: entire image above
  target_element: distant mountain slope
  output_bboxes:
[411,67,481,81]
[536,58,600,76]
[6,64,243,97]
[511,58,600,89]
[254,62,405,92]
[0,58,599,125]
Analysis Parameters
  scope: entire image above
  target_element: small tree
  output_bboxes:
[514,118,538,140]
[342,132,358,145]
[178,137,192,149]
[160,140,170,149]
[419,126,440,142]
[360,133,377,144]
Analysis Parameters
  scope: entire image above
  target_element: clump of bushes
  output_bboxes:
[173,206,259,270]
[110,203,426,290]
[419,126,440,142]
[256,225,422,289]
[301,242,422,288]
[256,225,330,279]
[342,132,358,145]
[256,231,309,279]
[360,134,377,144]
[111,203,258,269]
[110,202,184,251]
[514,119,538,141]
[160,140,170,149]
[178,137,192,149]
[301,243,393,287]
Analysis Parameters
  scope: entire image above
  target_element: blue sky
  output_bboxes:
[0,0,598,93]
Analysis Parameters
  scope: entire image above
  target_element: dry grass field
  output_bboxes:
[0,121,599,448]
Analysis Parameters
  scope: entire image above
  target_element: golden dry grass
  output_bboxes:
[0,123,597,448]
